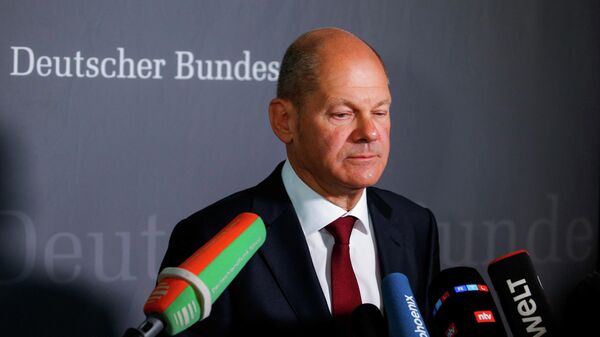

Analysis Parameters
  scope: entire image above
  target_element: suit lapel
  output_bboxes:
[367,189,406,278]
[251,164,331,325]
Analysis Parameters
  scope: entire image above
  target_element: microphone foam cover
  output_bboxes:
[488,250,554,337]
[352,303,388,337]
[382,272,430,337]
[428,266,507,337]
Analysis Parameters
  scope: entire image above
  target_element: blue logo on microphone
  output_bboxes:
[466,284,479,291]
[454,285,467,293]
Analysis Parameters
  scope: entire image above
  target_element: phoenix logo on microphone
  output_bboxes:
[404,295,429,337]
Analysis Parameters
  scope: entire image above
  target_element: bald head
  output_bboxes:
[276,28,388,109]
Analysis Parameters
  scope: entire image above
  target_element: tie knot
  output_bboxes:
[325,216,356,245]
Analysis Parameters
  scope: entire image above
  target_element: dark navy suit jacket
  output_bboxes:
[158,163,440,337]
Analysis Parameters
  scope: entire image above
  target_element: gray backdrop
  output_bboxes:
[1,1,598,336]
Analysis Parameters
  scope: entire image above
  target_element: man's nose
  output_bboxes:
[353,114,379,143]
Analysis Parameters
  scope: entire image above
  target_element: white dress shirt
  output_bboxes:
[281,160,382,312]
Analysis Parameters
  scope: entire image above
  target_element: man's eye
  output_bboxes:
[331,112,353,119]
[373,110,388,117]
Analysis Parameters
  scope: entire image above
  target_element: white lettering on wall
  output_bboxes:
[10,46,279,81]
[0,193,594,283]
[437,194,595,266]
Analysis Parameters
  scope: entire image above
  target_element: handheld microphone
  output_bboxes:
[428,266,507,337]
[352,303,388,337]
[123,212,266,337]
[382,272,430,337]
[565,270,600,336]
[488,250,554,337]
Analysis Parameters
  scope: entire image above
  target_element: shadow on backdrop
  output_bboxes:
[0,122,118,336]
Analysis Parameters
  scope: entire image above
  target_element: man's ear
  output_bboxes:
[268,98,296,144]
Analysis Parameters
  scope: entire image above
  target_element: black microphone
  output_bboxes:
[488,250,554,337]
[565,270,600,336]
[428,266,507,337]
[352,303,388,337]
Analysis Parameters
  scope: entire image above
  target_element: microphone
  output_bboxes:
[428,266,507,337]
[123,212,267,337]
[565,270,600,336]
[382,272,430,337]
[352,303,388,337]
[488,250,554,337]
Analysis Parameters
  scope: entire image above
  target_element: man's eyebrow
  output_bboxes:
[325,97,392,108]
[373,99,392,107]
[325,97,349,106]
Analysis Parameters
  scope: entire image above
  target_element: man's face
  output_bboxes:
[288,51,391,197]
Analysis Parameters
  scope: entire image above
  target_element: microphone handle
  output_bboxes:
[121,316,164,337]
[122,328,145,337]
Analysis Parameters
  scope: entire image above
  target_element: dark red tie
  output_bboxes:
[326,216,362,318]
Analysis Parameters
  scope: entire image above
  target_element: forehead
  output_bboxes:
[315,55,391,107]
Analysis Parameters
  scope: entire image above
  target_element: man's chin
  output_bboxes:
[343,166,384,183]
[341,174,382,190]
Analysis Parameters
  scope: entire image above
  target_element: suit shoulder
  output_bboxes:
[368,187,429,213]
[164,186,257,263]
[367,187,437,229]
[179,162,285,227]
[183,186,256,225]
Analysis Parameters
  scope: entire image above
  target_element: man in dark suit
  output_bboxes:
[159,27,440,337]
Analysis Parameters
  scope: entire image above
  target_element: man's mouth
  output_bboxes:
[347,153,379,160]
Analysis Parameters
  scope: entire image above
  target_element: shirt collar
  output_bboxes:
[281,160,370,236]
